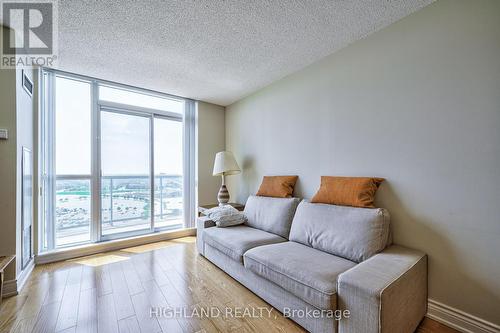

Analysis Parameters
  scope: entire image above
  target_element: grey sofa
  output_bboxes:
[197,196,427,333]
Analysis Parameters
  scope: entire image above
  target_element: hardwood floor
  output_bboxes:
[0,237,458,333]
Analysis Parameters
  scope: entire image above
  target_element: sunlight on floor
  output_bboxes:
[171,236,196,244]
[121,242,177,254]
[62,237,196,265]
[68,254,130,266]
[121,236,196,254]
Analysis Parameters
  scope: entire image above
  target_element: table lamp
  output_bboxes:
[213,151,241,206]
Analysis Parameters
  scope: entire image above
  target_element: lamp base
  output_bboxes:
[217,185,230,206]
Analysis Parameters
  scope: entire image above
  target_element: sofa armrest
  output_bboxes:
[337,245,427,333]
[196,216,216,255]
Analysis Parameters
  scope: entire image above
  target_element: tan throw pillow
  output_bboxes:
[311,176,384,208]
[256,176,298,198]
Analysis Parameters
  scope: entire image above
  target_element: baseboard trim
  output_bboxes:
[17,260,35,291]
[2,279,18,298]
[35,228,196,264]
[427,299,500,333]
[2,259,36,299]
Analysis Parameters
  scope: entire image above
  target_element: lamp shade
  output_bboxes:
[213,151,241,176]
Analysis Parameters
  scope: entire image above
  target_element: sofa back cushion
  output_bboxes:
[289,201,390,263]
[244,195,301,238]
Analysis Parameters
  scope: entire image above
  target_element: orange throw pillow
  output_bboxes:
[256,176,298,198]
[311,176,384,208]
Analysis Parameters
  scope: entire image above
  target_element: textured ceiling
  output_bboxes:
[52,0,434,106]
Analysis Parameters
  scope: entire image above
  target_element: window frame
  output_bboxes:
[39,68,196,252]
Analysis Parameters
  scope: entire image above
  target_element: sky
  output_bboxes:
[55,76,184,177]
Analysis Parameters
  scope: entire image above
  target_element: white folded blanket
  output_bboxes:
[203,205,247,227]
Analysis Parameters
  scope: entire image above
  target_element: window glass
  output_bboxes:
[55,77,91,175]
[100,111,151,236]
[41,70,192,252]
[154,117,183,229]
[99,85,184,114]
[55,179,91,246]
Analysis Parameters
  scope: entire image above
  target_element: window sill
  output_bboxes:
[35,227,196,264]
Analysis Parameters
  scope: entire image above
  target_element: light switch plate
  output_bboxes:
[0,129,8,139]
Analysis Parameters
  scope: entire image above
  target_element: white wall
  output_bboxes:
[226,0,500,325]
[15,68,36,277]
[0,25,36,282]
[197,101,225,206]
[0,56,18,282]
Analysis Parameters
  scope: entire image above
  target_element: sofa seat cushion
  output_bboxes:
[203,225,287,262]
[244,241,356,310]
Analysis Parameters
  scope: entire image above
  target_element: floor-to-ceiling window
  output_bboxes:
[40,69,195,251]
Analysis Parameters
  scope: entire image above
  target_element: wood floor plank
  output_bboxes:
[120,260,144,295]
[130,251,171,287]
[54,284,81,331]
[0,276,50,333]
[157,279,184,305]
[117,316,141,333]
[57,325,76,333]
[66,265,83,285]
[8,315,38,333]
[97,293,120,333]
[95,264,112,297]
[31,301,61,333]
[129,255,155,282]
[130,291,162,333]
[416,317,460,333]
[75,288,97,333]
[189,287,243,332]
[43,268,70,305]
[142,279,184,333]
[107,262,135,321]
[0,294,29,332]
[144,251,173,286]
[55,271,82,332]
[162,268,201,306]
[157,252,214,307]
[80,265,97,291]
[246,301,303,333]
[158,281,209,333]
[0,237,459,333]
